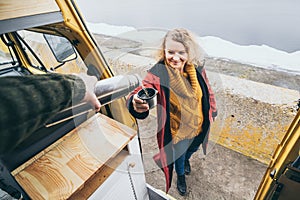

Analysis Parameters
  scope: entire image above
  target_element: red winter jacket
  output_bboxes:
[127,61,217,193]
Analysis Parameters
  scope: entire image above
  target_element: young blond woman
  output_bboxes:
[127,28,217,196]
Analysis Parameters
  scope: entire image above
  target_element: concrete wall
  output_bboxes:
[207,71,299,164]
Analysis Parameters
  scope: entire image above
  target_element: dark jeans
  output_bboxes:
[174,137,199,176]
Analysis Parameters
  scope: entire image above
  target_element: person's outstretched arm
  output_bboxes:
[0,73,100,154]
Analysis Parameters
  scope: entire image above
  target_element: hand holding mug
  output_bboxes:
[132,94,149,113]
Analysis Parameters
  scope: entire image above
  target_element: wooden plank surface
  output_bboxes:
[13,114,136,200]
[69,150,128,200]
[0,0,60,21]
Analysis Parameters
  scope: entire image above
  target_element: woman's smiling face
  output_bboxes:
[164,38,188,72]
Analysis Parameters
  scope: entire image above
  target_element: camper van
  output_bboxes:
[0,0,299,199]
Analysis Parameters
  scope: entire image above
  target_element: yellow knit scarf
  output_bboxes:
[166,64,203,144]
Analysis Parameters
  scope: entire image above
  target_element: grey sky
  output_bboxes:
[76,0,300,52]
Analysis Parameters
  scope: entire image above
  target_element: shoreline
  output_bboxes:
[204,57,300,91]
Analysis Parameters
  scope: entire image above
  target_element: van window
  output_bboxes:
[18,30,87,74]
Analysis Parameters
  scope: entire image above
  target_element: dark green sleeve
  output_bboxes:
[0,73,86,154]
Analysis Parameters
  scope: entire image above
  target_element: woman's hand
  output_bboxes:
[132,94,149,113]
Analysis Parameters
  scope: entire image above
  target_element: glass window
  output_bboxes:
[18,30,87,74]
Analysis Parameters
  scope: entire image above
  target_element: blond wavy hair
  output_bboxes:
[156,28,206,66]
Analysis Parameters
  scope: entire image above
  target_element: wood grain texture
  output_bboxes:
[69,150,128,200]
[0,0,60,21]
[13,114,136,199]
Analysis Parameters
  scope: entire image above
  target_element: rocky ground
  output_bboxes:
[204,57,300,91]
[138,114,268,200]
